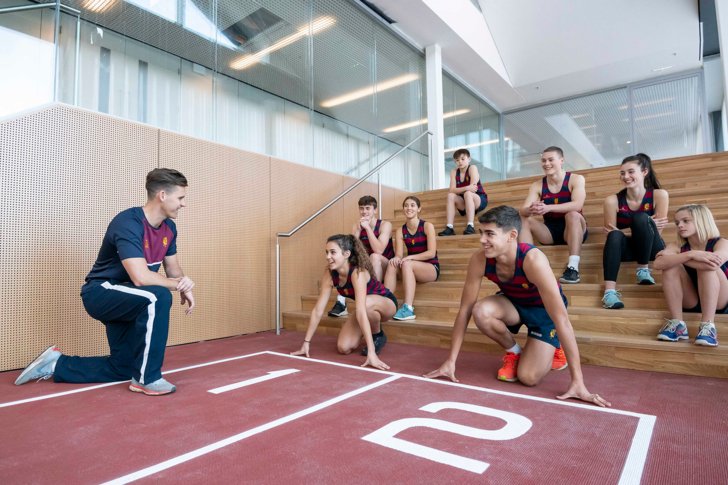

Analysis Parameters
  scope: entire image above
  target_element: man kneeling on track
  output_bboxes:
[425,205,610,407]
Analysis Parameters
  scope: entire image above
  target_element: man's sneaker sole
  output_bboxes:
[657,334,689,342]
[497,375,518,383]
[129,382,176,396]
[694,339,718,347]
[603,302,624,309]
[328,310,348,317]
[552,362,568,371]
[393,314,416,321]
[559,277,580,284]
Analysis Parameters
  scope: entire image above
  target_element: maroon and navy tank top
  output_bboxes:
[402,220,439,266]
[331,266,391,300]
[616,189,654,229]
[541,172,578,222]
[680,238,728,278]
[455,165,487,198]
[359,219,395,259]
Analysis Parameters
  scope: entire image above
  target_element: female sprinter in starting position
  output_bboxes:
[653,204,726,346]
[292,234,397,369]
[602,153,669,309]
[385,196,439,321]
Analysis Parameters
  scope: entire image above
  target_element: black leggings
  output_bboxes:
[603,212,665,282]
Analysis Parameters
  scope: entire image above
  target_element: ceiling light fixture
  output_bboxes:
[230,16,336,70]
[444,137,510,153]
[383,109,470,134]
[82,0,117,13]
[321,73,419,108]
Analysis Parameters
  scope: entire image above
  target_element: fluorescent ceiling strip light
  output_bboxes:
[618,97,675,110]
[83,0,117,12]
[321,73,419,108]
[634,111,676,121]
[230,16,336,70]
[383,109,470,134]
[443,137,510,153]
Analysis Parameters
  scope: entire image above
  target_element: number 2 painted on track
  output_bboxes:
[361,401,532,474]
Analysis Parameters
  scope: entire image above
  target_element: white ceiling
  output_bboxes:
[367,0,703,111]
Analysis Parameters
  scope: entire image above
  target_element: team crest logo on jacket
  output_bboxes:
[643,203,651,211]
[162,236,168,247]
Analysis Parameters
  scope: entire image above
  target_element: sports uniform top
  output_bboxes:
[680,238,728,278]
[359,219,395,259]
[402,220,439,266]
[455,165,487,198]
[85,207,177,283]
[484,243,564,307]
[615,189,655,229]
[331,266,392,300]
[541,172,578,222]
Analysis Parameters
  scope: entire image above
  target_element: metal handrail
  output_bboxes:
[275,130,433,334]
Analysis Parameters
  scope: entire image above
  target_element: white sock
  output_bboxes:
[337,295,345,305]
[567,255,580,271]
[405,303,414,311]
[467,221,474,227]
[506,343,522,354]
[446,224,453,229]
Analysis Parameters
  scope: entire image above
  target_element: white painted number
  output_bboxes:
[361,401,532,474]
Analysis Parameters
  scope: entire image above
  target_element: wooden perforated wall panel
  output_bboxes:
[0,104,155,370]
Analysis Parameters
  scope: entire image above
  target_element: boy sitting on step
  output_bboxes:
[438,148,488,236]
[425,205,609,407]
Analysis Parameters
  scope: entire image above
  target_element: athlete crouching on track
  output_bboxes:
[425,206,610,407]
[292,234,397,370]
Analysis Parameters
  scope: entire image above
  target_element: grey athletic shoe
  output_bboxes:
[15,346,61,385]
[129,377,176,396]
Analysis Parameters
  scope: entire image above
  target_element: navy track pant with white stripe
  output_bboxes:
[54,280,172,385]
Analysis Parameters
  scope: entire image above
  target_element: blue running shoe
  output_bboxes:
[602,290,624,309]
[15,346,61,385]
[636,268,655,285]
[657,319,689,341]
[393,304,416,321]
[695,322,718,347]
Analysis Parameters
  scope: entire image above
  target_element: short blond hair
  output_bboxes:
[674,204,720,246]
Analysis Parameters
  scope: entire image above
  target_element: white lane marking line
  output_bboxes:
[208,369,300,394]
[265,351,655,484]
[0,351,270,408]
[101,375,401,485]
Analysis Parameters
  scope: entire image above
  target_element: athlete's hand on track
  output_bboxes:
[556,382,611,407]
[291,341,310,358]
[362,354,390,370]
[423,360,459,382]
[180,290,195,315]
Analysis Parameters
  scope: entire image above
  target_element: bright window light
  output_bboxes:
[321,73,419,108]
[383,109,470,134]
[184,0,235,48]
[444,137,509,153]
[230,16,336,70]
[82,0,118,13]
[126,0,176,21]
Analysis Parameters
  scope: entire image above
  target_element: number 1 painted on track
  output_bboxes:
[207,369,300,394]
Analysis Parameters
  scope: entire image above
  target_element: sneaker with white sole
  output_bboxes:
[636,268,655,285]
[559,266,581,284]
[694,322,718,347]
[602,290,624,309]
[327,301,348,317]
[361,329,388,356]
[657,319,689,342]
[15,346,61,385]
[393,304,416,321]
[129,377,176,396]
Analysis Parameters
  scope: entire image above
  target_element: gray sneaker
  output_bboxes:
[129,377,176,396]
[15,346,61,385]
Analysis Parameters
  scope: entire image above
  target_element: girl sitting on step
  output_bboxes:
[653,204,726,346]
[385,196,440,321]
[601,153,669,309]
[291,234,397,369]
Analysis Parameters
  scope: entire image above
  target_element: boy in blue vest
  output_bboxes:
[425,206,609,407]
[15,168,195,396]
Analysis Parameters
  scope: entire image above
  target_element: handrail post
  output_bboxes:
[377,171,382,217]
[276,237,281,335]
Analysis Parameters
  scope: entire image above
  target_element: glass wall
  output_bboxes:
[504,73,707,178]
[442,75,502,183]
[0,0,429,191]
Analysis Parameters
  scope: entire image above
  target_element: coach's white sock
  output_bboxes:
[337,295,345,305]
[568,255,580,271]
[506,343,522,355]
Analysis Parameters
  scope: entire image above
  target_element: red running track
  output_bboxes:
[0,331,726,484]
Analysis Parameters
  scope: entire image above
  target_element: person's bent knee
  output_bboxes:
[564,211,581,223]
[472,300,501,329]
[516,370,542,387]
[337,343,355,355]
[631,211,650,225]
[370,253,385,266]
[146,286,173,306]
[520,215,531,228]
[447,192,458,202]
[605,229,625,245]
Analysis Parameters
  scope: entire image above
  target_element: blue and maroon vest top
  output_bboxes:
[541,172,578,222]
[359,219,395,259]
[331,266,391,300]
[484,243,564,307]
[456,165,487,198]
[616,189,654,229]
[402,220,439,266]
[680,238,728,279]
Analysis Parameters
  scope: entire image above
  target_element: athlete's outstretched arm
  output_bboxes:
[524,249,611,407]
[424,250,485,382]
[291,269,333,358]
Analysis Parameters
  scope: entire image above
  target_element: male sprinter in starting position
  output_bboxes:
[15,168,195,396]
[425,205,609,407]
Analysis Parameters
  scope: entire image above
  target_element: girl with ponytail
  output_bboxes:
[292,234,397,369]
[601,153,669,309]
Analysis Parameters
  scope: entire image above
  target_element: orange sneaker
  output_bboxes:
[497,352,520,382]
[552,347,568,371]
